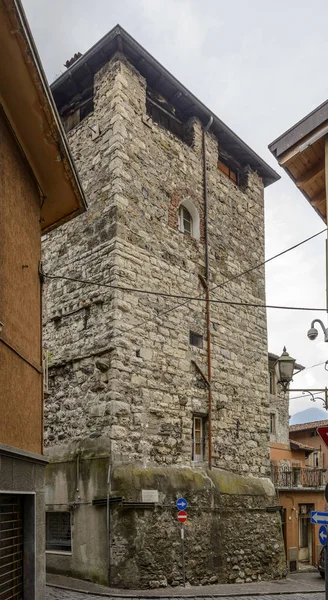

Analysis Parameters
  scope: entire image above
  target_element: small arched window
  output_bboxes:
[177,199,200,240]
[179,205,193,236]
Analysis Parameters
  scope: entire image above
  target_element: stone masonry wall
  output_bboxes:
[42,52,285,587]
[43,53,270,476]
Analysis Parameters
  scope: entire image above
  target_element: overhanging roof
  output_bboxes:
[51,25,279,188]
[0,0,87,233]
[269,100,328,223]
[289,439,315,454]
[290,419,328,432]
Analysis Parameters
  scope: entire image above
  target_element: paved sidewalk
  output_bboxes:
[47,571,325,597]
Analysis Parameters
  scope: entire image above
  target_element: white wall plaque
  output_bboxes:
[141,489,159,503]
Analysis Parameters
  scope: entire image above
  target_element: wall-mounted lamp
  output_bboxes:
[274,347,296,393]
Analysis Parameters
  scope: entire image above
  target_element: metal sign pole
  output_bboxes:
[325,544,328,600]
[181,523,185,587]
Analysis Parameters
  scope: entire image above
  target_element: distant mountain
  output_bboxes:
[290,407,328,425]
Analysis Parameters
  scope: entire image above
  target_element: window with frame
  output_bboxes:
[145,87,192,145]
[269,413,276,435]
[269,370,276,395]
[192,415,206,462]
[190,331,203,348]
[218,148,239,185]
[46,512,72,552]
[312,451,319,468]
[62,95,94,133]
[179,205,193,236]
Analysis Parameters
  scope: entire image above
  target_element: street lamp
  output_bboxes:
[307,319,328,342]
[274,347,296,392]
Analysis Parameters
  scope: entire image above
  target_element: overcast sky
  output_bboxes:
[23,0,328,416]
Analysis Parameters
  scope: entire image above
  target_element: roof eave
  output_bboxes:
[52,24,279,188]
[1,0,87,233]
[269,99,328,159]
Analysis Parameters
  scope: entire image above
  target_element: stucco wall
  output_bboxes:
[45,452,285,588]
[0,451,46,600]
[0,107,42,454]
[279,489,326,568]
[290,429,327,469]
[270,444,306,466]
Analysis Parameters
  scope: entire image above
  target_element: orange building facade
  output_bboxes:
[290,420,328,474]
[0,1,86,598]
[269,355,326,571]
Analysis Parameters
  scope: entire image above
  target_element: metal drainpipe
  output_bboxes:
[39,261,44,454]
[202,115,213,470]
[107,465,112,586]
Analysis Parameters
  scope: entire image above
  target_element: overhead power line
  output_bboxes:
[294,360,328,374]
[44,274,327,311]
[210,228,327,298]
[44,227,327,335]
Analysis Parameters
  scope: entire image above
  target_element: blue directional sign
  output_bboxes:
[319,525,328,546]
[176,497,188,511]
[311,511,328,525]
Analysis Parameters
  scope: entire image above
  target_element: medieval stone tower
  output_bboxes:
[42,26,285,588]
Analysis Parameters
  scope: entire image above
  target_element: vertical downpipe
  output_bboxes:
[325,136,328,313]
[202,116,213,470]
[107,465,111,586]
[39,261,44,454]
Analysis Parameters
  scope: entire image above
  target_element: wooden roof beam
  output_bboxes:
[311,189,326,207]
[278,122,328,166]
[296,159,325,189]
[117,34,124,53]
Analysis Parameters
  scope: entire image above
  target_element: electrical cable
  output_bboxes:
[294,360,327,373]
[43,274,327,311]
[210,228,327,298]
[44,226,327,335]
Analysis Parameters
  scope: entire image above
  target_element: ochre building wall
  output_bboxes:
[0,108,42,454]
[290,429,327,469]
[270,444,306,466]
[279,490,326,568]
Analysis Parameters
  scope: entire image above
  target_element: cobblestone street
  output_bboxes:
[46,571,326,600]
[46,588,325,600]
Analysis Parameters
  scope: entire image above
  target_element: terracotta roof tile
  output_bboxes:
[290,419,328,432]
[289,440,315,451]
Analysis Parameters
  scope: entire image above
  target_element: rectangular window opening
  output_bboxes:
[146,88,191,145]
[218,147,240,185]
[270,413,276,435]
[192,415,206,462]
[313,451,319,468]
[46,512,72,552]
[62,93,94,133]
[269,370,276,395]
[189,331,203,348]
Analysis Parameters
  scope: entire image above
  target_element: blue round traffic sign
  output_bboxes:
[319,525,328,546]
[176,497,188,511]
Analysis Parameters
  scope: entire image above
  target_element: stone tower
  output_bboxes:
[43,26,285,588]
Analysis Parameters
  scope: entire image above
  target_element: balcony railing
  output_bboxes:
[271,464,326,488]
